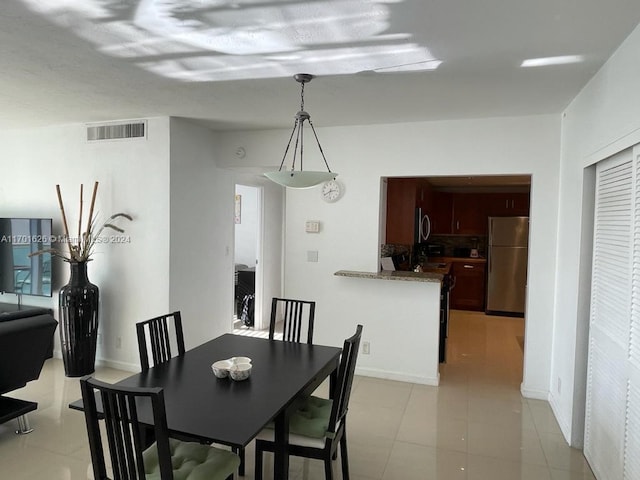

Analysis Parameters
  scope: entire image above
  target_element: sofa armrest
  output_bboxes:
[0,314,58,395]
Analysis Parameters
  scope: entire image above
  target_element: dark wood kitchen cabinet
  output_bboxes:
[431,192,487,235]
[386,178,418,245]
[452,193,487,235]
[430,191,453,234]
[386,178,439,244]
[485,193,530,217]
[450,260,486,311]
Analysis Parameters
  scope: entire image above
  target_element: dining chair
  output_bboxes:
[79,376,240,480]
[269,297,316,344]
[136,311,185,371]
[136,312,248,475]
[254,324,363,480]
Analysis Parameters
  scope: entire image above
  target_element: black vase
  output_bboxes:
[59,261,99,377]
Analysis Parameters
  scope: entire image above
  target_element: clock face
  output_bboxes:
[321,180,341,202]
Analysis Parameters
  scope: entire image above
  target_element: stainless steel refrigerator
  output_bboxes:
[486,216,529,315]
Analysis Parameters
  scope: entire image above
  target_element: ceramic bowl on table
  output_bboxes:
[230,356,252,365]
[212,360,233,378]
[229,363,252,381]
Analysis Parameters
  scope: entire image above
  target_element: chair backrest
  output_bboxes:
[80,376,174,480]
[328,325,363,432]
[269,297,316,344]
[136,311,185,371]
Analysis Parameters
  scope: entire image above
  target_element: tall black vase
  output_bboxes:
[59,261,99,377]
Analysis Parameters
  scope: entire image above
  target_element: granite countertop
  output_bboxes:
[334,270,443,283]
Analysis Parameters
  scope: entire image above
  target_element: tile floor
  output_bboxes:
[0,310,596,479]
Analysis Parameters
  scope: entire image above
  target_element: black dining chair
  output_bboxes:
[136,311,186,371]
[79,376,240,480]
[136,311,247,475]
[269,297,316,344]
[254,324,363,480]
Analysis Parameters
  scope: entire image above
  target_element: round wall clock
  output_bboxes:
[321,180,342,202]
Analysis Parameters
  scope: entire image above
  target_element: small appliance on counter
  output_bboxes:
[470,237,480,257]
[416,243,444,257]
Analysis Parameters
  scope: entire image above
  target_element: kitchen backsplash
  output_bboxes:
[382,235,487,262]
[428,235,487,257]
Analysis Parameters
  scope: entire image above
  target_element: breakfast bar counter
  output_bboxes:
[334,270,444,283]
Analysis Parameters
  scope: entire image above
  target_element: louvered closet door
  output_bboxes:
[586,146,640,480]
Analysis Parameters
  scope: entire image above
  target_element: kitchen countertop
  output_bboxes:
[334,270,444,284]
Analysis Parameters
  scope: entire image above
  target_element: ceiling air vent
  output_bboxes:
[87,121,146,141]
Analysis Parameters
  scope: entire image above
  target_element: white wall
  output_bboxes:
[553,23,640,445]
[169,118,235,347]
[215,114,561,389]
[0,118,172,370]
[234,184,259,267]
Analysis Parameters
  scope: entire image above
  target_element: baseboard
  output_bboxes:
[52,350,139,373]
[520,383,549,400]
[548,393,573,444]
[355,366,440,386]
[95,358,139,373]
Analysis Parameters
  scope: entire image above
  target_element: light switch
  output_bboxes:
[307,250,319,262]
[305,221,320,233]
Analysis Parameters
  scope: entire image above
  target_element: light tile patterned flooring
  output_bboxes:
[0,310,595,479]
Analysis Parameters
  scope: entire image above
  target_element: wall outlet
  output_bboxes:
[557,377,562,394]
[362,341,370,355]
[97,333,102,346]
[116,336,122,349]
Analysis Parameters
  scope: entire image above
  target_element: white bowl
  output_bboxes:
[229,363,252,381]
[230,356,252,365]
[212,360,233,378]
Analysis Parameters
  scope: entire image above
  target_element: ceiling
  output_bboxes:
[1,1,639,131]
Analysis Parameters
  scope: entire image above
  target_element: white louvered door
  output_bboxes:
[586,146,640,480]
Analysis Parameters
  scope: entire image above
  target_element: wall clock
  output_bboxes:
[321,180,342,202]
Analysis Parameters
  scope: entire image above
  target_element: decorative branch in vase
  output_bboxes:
[30,181,132,377]
[31,181,132,263]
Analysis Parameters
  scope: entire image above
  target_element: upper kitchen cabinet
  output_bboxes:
[452,193,487,234]
[430,192,486,235]
[485,192,530,217]
[385,177,418,245]
[430,191,453,234]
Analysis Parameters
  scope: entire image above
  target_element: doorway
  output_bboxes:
[234,184,262,330]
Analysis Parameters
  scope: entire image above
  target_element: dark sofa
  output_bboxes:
[0,312,57,433]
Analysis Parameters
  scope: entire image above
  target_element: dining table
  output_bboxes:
[70,333,342,480]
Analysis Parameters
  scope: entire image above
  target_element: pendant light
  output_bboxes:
[264,74,337,189]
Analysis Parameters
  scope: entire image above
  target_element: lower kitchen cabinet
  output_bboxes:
[450,260,486,311]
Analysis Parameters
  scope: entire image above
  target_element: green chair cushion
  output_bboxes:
[143,438,240,480]
[289,396,333,439]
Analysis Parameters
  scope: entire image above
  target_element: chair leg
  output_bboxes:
[254,443,263,480]
[324,457,334,480]
[239,447,245,476]
[339,434,350,480]
[231,446,245,476]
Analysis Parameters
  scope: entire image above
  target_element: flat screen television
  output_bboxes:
[0,218,53,297]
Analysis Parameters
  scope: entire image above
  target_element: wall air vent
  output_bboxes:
[87,121,147,141]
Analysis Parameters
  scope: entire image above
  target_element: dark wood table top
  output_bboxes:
[71,334,342,448]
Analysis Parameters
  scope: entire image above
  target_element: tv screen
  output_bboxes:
[0,218,53,297]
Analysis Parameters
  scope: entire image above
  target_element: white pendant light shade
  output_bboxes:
[264,73,336,189]
[264,171,337,189]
